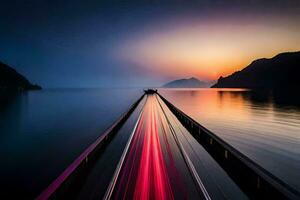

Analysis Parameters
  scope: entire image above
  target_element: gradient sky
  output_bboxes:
[0,0,300,87]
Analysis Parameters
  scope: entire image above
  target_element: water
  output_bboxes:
[76,96,146,199]
[0,88,142,199]
[159,88,300,192]
[1,88,299,198]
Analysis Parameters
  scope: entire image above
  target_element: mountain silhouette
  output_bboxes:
[211,51,300,89]
[162,77,212,88]
[0,61,41,90]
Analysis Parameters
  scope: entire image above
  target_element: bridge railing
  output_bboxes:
[37,94,145,200]
[158,93,300,200]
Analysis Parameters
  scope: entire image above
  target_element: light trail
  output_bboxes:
[105,95,207,199]
[103,104,145,200]
[156,95,212,200]
[133,99,173,200]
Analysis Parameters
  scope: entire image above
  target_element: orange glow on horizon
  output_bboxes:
[117,16,300,81]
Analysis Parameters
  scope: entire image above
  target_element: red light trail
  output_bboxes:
[133,98,173,200]
[105,95,208,200]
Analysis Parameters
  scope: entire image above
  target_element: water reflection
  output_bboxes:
[159,88,300,192]
[0,91,26,138]
[0,88,142,199]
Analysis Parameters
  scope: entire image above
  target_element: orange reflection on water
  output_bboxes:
[160,89,251,123]
[159,88,300,191]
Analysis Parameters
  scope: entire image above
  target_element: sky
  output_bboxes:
[0,0,300,88]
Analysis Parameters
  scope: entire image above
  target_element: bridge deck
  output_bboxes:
[159,93,300,200]
[105,94,209,199]
[37,92,299,199]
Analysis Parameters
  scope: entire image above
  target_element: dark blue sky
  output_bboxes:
[1,0,299,88]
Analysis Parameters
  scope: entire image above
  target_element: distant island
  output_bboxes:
[162,77,213,88]
[0,61,41,90]
[212,51,300,89]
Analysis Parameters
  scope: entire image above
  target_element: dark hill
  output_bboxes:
[0,61,41,90]
[211,51,300,89]
[162,77,211,88]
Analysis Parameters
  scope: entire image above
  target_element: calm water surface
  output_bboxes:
[0,88,142,198]
[1,88,299,198]
[160,89,300,192]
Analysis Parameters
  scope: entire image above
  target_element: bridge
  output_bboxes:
[37,91,300,200]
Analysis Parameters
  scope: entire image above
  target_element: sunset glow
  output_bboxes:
[118,16,300,81]
[2,1,300,199]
